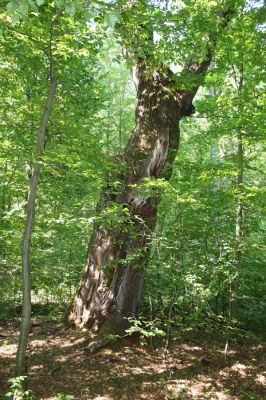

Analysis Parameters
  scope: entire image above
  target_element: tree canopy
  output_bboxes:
[0,0,265,397]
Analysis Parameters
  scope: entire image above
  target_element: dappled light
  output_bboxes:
[1,321,265,399]
[0,0,265,399]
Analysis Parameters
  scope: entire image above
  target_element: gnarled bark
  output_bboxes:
[68,58,211,334]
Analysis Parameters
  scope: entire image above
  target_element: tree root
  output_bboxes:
[86,338,111,353]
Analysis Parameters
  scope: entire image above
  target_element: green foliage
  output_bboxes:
[103,333,121,343]
[168,387,189,400]
[0,0,265,346]
[141,0,266,336]
[5,376,33,400]
[126,316,165,345]
[241,389,257,400]
[0,4,135,305]
[49,394,74,400]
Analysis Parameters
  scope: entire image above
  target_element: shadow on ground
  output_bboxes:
[0,320,265,399]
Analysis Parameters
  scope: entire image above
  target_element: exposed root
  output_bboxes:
[86,338,111,353]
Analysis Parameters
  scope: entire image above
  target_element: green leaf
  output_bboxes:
[18,1,29,16]
[6,1,17,14]
[65,5,76,17]
[84,10,93,21]
[12,14,20,23]
[104,11,120,29]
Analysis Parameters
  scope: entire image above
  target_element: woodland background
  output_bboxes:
[0,0,265,398]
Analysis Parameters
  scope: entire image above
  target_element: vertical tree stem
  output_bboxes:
[15,16,58,378]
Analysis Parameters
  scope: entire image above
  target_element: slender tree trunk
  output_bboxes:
[68,59,211,334]
[235,65,244,273]
[232,131,244,317]
[236,132,243,266]
[15,35,57,377]
[230,63,244,319]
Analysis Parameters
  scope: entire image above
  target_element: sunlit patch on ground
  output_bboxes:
[0,321,265,400]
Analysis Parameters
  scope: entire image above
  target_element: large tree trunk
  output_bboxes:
[68,59,211,334]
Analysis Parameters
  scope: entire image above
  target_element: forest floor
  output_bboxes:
[0,318,265,400]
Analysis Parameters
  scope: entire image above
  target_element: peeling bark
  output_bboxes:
[69,0,236,335]
[68,58,211,333]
